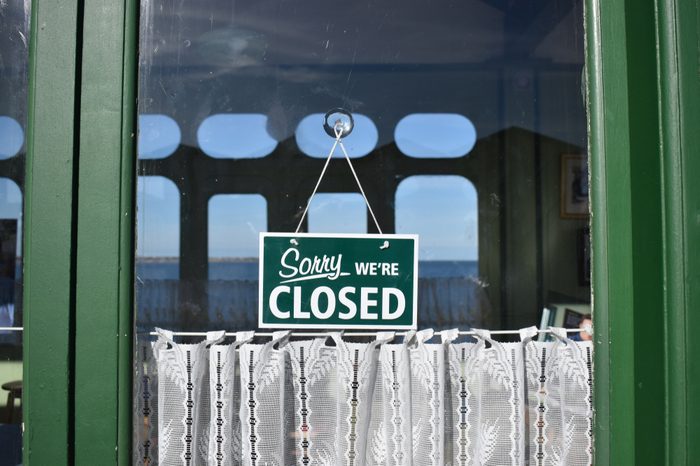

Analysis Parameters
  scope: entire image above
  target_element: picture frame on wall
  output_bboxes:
[560,154,589,218]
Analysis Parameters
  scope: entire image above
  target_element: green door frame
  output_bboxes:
[586,0,664,464]
[655,0,700,462]
[23,0,137,464]
[20,0,699,464]
[586,0,700,464]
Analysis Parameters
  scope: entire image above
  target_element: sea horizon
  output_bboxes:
[137,258,479,280]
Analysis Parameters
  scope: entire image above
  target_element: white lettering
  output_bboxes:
[299,257,312,276]
[338,287,357,320]
[279,247,344,282]
[292,286,310,319]
[354,262,400,276]
[310,287,335,319]
[360,287,378,320]
[328,254,342,280]
[279,248,300,279]
[269,286,291,319]
[381,288,405,320]
[270,285,407,323]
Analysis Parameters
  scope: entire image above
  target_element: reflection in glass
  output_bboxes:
[0,1,29,449]
[296,113,378,158]
[198,114,277,159]
[0,179,21,346]
[137,114,181,159]
[135,0,590,333]
[136,176,180,278]
[396,175,478,263]
[0,179,22,257]
[208,194,267,277]
[395,114,477,158]
[308,193,367,233]
[0,117,23,159]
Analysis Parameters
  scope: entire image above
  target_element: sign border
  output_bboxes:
[258,232,419,329]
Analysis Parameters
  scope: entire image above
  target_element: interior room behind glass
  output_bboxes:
[0,0,29,458]
[135,0,590,333]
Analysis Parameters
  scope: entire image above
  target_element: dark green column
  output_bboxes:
[73,0,137,464]
[23,1,82,464]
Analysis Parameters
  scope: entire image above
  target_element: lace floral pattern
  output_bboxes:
[134,328,592,466]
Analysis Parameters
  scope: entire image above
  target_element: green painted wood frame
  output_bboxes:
[656,0,700,463]
[73,0,138,463]
[23,0,137,464]
[587,0,700,464]
[23,1,82,464]
[21,0,699,464]
[586,0,664,464]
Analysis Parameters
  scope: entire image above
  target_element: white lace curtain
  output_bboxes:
[134,327,592,466]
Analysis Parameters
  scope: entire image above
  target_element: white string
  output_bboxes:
[295,124,383,234]
[336,129,384,234]
[0,326,586,337]
[294,131,340,233]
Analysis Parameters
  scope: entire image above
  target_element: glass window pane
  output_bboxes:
[134,0,590,330]
[133,0,592,459]
[0,1,29,455]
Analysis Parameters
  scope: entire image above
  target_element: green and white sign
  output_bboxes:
[259,233,419,329]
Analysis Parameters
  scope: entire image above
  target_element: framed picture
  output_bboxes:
[560,154,589,218]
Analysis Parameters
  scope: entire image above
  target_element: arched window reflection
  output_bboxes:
[136,176,180,278]
[395,114,477,158]
[396,175,478,274]
[198,114,277,159]
[0,117,23,159]
[138,114,181,159]
[208,194,267,279]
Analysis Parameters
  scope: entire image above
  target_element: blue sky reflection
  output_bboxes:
[198,114,277,158]
[395,113,476,158]
[396,175,478,261]
[296,113,378,158]
[0,117,23,159]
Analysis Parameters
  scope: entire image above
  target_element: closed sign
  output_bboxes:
[259,233,418,329]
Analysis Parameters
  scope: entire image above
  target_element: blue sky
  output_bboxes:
[135,112,479,261]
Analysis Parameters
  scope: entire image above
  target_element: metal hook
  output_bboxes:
[323,108,354,138]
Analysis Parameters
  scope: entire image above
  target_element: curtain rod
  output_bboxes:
[146,328,583,338]
[0,327,587,336]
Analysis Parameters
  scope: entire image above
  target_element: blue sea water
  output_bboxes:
[136,260,478,280]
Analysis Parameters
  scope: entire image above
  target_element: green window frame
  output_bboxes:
[20,0,700,464]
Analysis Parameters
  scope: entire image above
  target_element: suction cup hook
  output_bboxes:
[324,108,354,138]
